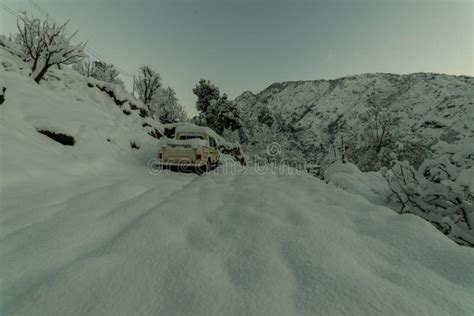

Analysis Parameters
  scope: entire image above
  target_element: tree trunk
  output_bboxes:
[376,127,387,154]
[31,57,38,72]
[34,63,50,83]
[341,135,346,163]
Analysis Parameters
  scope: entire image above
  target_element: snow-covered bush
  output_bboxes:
[15,13,86,83]
[92,61,120,83]
[72,60,96,77]
[150,87,187,123]
[383,142,474,247]
[73,60,125,88]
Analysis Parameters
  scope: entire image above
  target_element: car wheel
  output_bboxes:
[195,158,211,175]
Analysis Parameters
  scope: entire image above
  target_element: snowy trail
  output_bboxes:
[1,165,474,315]
[1,168,198,314]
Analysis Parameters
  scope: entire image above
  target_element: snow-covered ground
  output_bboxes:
[2,162,474,315]
[1,49,474,315]
[0,48,161,189]
[325,161,390,206]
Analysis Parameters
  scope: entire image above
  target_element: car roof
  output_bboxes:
[175,125,219,139]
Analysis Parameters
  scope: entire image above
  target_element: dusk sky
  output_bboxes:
[1,0,472,115]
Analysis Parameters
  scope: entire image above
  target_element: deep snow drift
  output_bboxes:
[1,50,474,315]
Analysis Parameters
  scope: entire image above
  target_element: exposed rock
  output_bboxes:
[0,87,5,105]
[37,129,75,146]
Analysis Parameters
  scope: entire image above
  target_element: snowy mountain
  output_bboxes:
[234,73,474,168]
[1,49,474,314]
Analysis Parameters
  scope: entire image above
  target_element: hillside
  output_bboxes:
[0,49,163,188]
[234,73,474,167]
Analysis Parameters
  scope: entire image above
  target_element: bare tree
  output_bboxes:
[364,95,400,157]
[72,60,96,77]
[133,65,161,109]
[16,12,86,83]
[345,93,401,171]
[324,114,347,164]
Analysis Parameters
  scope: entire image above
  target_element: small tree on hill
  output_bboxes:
[73,60,125,88]
[72,60,96,77]
[151,87,188,123]
[93,61,120,83]
[133,65,161,109]
[16,12,86,83]
[324,114,348,164]
[346,93,401,170]
[363,95,400,157]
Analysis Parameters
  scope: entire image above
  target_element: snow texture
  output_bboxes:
[326,162,389,206]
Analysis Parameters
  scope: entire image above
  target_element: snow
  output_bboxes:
[458,168,474,193]
[174,124,216,136]
[430,141,474,192]
[174,123,231,147]
[0,49,161,188]
[1,50,474,315]
[326,162,389,206]
[159,124,236,148]
[2,165,474,315]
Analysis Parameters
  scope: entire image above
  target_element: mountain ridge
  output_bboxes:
[233,71,473,169]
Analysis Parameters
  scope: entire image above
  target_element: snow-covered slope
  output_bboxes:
[0,49,162,188]
[234,73,474,162]
[1,51,474,314]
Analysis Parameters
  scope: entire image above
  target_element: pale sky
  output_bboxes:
[1,0,472,115]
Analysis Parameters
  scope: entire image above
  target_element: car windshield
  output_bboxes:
[178,135,204,140]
